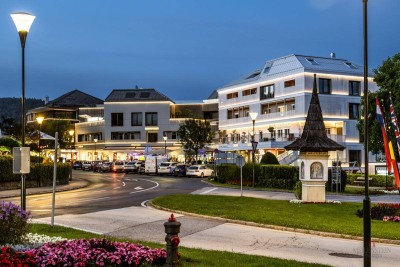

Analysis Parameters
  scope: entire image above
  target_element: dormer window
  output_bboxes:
[344,62,357,69]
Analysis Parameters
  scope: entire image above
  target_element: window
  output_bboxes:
[131,112,142,126]
[260,84,274,100]
[284,79,295,88]
[147,132,158,142]
[227,92,238,99]
[242,88,257,96]
[306,58,319,65]
[319,79,331,94]
[145,112,158,126]
[349,150,361,164]
[111,113,123,126]
[227,106,250,119]
[245,71,261,79]
[349,81,361,96]
[344,62,357,69]
[349,103,360,119]
[111,131,140,140]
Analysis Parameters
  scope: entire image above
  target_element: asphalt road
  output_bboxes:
[2,170,205,218]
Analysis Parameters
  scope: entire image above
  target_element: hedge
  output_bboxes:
[215,163,297,190]
[347,173,394,187]
[0,156,70,186]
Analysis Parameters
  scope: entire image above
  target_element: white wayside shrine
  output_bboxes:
[285,74,344,202]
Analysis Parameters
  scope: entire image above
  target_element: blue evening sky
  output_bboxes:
[0,0,399,102]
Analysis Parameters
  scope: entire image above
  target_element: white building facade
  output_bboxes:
[217,54,378,168]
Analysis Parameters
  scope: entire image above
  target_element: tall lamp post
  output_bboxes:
[94,138,98,160]
[362,0,371,266]
[163,136,168,155]
[36,116,44,187]
[69,130,74,180]
[11,12,35,211]
[249,112,258,187]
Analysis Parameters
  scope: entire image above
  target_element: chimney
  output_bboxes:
[44,96,49,104]
[330,52,336,59]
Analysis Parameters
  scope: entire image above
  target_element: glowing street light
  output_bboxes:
[94,138,98,160]
[11,12,35,210]
[163,135,168,154]
[249,112,258,187]
[36,116,44,187]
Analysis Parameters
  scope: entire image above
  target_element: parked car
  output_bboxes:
[137,162,145,174]
[72,161,83,170]
[112,160,126,173]
[186,165,214,178]
[82,161,92,171]
[172,164,188,177]
[158,162,178,175]
[92,161,104,172]
[98,162,112,172]
[124,161,139,173]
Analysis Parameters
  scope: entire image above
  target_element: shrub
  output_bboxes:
[29,238,166,266]
[260,152,279,165]
[258,165,298,190]
[356,203,400,220]
[347,174,394,187]
[0,137,20,149]
[216,164,237,183]
[0,202,31,245]
[326,169,347,192]
[294,181,302,200]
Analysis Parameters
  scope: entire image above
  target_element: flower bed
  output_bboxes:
[357,203,400,223]
[289,199,341,204]
[1,238,166,266]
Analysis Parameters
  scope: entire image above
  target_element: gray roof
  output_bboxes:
[105,89,174,103]
[45,90,103,108]
[220,54,373,89]
[284,74,345,152]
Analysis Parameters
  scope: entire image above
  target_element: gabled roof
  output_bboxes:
[45,90,103,108]
[284,74,345,152]
[220,54,373,89]
[105,89,174,103]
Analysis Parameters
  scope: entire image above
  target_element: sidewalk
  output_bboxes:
[0,178,89,199]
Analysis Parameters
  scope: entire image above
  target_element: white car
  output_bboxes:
[158,162,178,175]
[112,160,126,173]
[186,165,214,178]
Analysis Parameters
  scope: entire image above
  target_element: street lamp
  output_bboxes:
[249,112,258,187]
[36,116,44,187]
[362,0,371,266]
[69,130,74,180]
[93,138,98,160]
[163,135,167,155]
[11,12,35,211]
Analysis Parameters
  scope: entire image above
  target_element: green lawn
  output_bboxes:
[30,224,328,267]
[151,194,400,241]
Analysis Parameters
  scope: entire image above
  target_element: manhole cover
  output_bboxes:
[329,252,363,258]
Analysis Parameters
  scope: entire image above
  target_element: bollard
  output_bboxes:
[164,213,181,267]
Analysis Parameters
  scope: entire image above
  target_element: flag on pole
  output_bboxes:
[376,98,393,173]
[388,140,400,189]
[389,95,400,156]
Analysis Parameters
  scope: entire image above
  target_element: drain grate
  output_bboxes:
[329,252,363,258]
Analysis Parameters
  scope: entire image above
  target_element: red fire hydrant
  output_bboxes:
[164,213,181,267]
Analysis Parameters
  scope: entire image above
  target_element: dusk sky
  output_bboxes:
[1,0,399,102]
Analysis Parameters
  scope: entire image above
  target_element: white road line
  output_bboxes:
[141,200,150,207]
[200,188,219,194]
[113,187,120,190]
[134,186,143,190]
[130,179,159,194]
[122,182,126,187]
[125,178,130,181]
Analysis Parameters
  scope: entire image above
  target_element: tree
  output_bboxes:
[358,53,400,156]
[177,119,214,161]
[260,152,279,165]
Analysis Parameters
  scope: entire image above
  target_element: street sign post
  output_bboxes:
[236,156,245,196]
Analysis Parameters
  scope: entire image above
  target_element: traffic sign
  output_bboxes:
[236,155,245,167]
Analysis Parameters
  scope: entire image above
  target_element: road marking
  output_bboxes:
[30,209,51,212]
[125,178,130,181]
[122,182,126,187]
[113,187,120,189]
[130,179,159,194]
[39,197,111,207]
[200,188,218,194]
[134,186,143,190]
[141,200,150,207]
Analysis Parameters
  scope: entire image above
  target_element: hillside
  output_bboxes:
[0,97,44,123]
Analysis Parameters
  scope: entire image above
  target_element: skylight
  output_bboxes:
[125,92,136,98]
[140,92,150,98]
[245,71,261,80]
[306,58,319,65]
[344,62,357,69]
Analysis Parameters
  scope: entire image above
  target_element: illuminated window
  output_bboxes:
[284,79,295,88]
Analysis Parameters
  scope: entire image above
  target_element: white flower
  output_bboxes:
[290,199,302,204]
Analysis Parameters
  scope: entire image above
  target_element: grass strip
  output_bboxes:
[30,223,329,267]
[152,194,400,240]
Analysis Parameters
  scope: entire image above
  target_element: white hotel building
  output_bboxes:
[217,54,378,167]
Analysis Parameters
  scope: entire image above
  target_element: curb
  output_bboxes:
[149,202,400,246]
